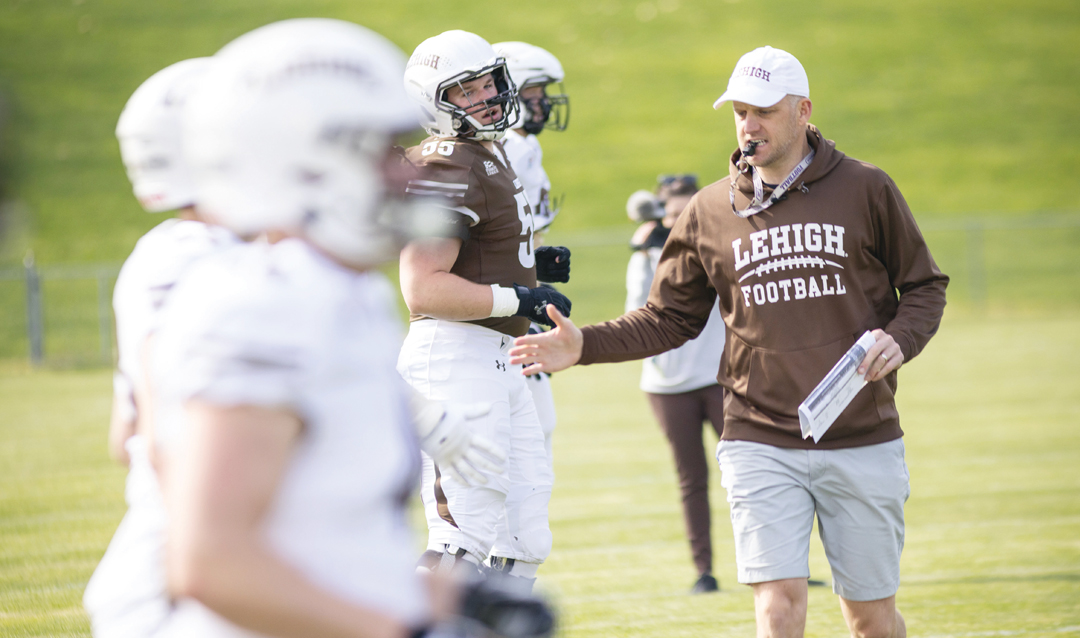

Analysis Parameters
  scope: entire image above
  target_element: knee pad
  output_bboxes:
[514,522,553,563]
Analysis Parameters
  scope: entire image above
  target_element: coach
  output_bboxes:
[511,46,948,638]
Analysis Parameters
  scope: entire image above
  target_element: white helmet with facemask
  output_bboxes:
[403,30,519,142]
[116,58,211,213]
[492,41,569,135]
[184,18,432,268]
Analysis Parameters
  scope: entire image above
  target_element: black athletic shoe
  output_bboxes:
[807,578,827,587]
[691,573,719,594]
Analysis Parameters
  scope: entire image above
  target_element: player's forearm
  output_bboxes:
[402,271,498,320]
[107,400,136,465]
[109,371,138,465]
[169,536,412,638]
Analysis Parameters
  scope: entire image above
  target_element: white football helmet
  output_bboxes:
[116,58,211,213]
[403,30,519,141]
[184,18,433,267]
[493,41,569,134]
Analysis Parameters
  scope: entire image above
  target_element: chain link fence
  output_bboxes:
[0,254,119,366]
[1,215,1077,367]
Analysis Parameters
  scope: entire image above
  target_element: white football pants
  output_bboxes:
[83,435,170,638]
[398,320,553,564]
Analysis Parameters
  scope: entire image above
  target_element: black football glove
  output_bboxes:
[411,575,556,638]
[534,246,571,283]
[458,576,556,638]
[512,284,571,327]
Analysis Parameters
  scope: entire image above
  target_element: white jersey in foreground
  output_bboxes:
[625,246,726,394]
[85,218,236,638]
[111,218,238,417]
[501,132,556,231]
[152,239,428,636]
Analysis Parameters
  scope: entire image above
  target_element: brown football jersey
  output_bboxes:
[405,136,538,337]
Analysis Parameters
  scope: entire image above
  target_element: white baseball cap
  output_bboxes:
[712,46,809,109]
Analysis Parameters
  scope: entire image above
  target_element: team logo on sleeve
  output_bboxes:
[732,223,849,307]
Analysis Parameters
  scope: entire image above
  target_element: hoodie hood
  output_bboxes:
[729,124,846,197]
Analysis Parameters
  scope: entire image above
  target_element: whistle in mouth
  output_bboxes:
[743,140,762,157]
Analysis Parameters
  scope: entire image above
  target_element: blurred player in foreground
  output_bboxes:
[83,57,239,638]
[625,174,727,594]
[511,45,948,637]
[149,19,552,638]
[488,39,571,579]
[399,30,571,593]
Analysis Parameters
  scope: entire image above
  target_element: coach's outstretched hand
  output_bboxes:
[509,305,582,375]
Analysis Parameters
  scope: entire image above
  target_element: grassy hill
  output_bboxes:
[0,0,1078,265]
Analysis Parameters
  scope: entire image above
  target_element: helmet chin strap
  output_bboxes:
[453,112,508,141]
[520,95,553,135]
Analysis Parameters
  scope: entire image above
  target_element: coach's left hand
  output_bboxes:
[859,329,904,382]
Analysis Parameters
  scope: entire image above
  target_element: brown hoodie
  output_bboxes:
[580,125,948,449]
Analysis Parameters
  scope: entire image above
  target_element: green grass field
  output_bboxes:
[2,308,1078,637]
[1,0,1079,635]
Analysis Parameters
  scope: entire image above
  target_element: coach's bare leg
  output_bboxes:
[840,595,905,638]
[753,578,808,638]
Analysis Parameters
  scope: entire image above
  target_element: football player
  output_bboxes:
[487,40,570,578]
[491,41,568,236]
[86,58,507,638]
[151,19,551,638]
[399,30,572,592]
[83,56,239,638]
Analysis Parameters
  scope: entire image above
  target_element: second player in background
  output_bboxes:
[489,40,571,578]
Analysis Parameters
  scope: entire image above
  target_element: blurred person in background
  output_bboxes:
[511,45,947,638]
[624,174,726,594]
[488,39,571,580]
[398,29,571,594]
[142,18,551,638]
[83,56,239,638]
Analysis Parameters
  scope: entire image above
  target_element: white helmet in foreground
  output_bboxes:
[184,18,431,267]
[493,41,569,135]
[404,30,519,142]
[116,58,211,213]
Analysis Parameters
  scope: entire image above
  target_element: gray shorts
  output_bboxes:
[716,439,909,601]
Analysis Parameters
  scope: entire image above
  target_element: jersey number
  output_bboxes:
[421,141,455,156]
[516,191,535,268]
